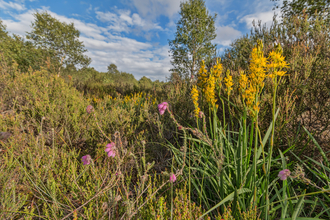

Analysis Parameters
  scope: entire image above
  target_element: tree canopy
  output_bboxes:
[168,0,217,80]
[107,63,119,74]
[0,20,8,40]
[0,20,46,72]
[271,0,330,22]
[26,11,91,68]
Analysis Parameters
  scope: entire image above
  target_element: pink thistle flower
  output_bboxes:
[169,173,176,183]
[278,169,291,180]
[82,155,92,165]
[105,142,116,158]
[86,105,94,114]
[158,102,168,115]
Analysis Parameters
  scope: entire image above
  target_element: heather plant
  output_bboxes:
[0,53,199,219]
[0,95,187,219]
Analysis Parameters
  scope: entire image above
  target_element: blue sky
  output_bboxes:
[0,0,283,81]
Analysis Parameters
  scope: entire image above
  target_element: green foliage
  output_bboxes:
[26,11,91,68]
[0,34,46,72]
[107,63,119,74]
[0,21,47,72]
[108,71,138,85]
[271,0,330,23]
[0,20,8,39]
[168,0,217,80]
[139,180,211,220]
[139,76,152,88]
[0,59,90,149]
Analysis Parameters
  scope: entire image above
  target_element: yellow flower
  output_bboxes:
[266,44,289,82]
[253,102,260,113]
[239,72,248,92]
[191,85,200,118]
[276,70,287,77]
[197,60,209,89]
[249,41,267,95]
[204,73,217,107]
[211,58,223,83]
[267,50,288,69]
[224,69,233,96]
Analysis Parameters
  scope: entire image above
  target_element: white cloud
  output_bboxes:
[239,10,280,29]
[237,0,283,29]
[130,0,181,20]
[80,35,171,81]
[1,10,34,36]
[214,25,242,46]
[95,9,163,34]
[0,0,25,11]
[0,8,172,81]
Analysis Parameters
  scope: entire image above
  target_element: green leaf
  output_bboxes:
[198,188,251,219]
[291,190,306,220]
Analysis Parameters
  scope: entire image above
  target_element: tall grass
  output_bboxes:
[167,40,330,219]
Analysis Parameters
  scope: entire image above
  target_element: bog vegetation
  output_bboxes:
[1,1,330,220]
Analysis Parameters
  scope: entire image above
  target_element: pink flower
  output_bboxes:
[158,102,168,115]
[105,142,116,158]
[86,105,94,114]
[169,173,176,183]
[199,111,204,118]
[278,169,291,180]
[82,155,92,165]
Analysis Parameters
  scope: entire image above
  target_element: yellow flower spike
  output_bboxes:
[191,85,200,118]
[266,44,289,86]
[197,60,210,91]
[212,58,223,85]
[249,41,267,96]
[224,69,233,96]
[204,73,217,107]
[239,72,248,92]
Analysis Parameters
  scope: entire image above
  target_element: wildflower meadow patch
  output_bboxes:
[1,10,330,219]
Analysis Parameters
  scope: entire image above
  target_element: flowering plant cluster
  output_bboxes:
[278,169,291,180]
[82,103,178,187]
[158,102,168,115]
[81,154,92,165]
[105,142,116,158]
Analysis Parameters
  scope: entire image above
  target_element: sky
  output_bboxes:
[0,0,283,81]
